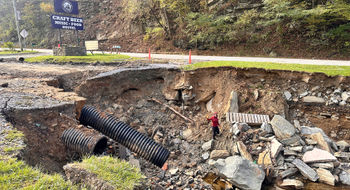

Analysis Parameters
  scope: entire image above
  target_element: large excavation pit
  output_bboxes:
[1,61,350,189]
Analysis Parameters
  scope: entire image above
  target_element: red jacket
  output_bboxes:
[207,116,219,127]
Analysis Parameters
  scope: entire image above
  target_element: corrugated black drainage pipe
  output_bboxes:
[61,128,108,155]
[79,105,170,168]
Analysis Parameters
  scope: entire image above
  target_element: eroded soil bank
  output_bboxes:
[1,61,350,189]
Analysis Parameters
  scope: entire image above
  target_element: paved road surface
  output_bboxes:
[121,52,350,66]
[2,48,350,66]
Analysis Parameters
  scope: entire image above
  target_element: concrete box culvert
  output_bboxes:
[61,128,108,155]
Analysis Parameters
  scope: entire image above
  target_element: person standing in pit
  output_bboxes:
[207,112,220,140]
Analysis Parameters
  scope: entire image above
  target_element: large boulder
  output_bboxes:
[214,156,265,190]
[270,115,296,140]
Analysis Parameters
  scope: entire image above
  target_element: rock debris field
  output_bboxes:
[1,60,350,190]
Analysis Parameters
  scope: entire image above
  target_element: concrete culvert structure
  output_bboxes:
[61,128,108,155]
[79,105,170,168]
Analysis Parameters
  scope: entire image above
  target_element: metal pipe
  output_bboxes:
[79,106,170,168]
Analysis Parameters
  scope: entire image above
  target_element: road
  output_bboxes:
[2,48,350,66]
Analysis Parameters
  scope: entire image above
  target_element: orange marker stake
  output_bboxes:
[149,48,151,61]
[189,50,192,64]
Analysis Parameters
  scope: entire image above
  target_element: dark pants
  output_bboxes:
[212,126,220,139]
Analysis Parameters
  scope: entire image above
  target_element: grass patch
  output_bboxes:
[3,146,24,153]
[76,156,144,190]
[26,54,132,63]
[0,50,38,55]
[183,61,350,76]
[0,158,77,190]
[4,130,24,141]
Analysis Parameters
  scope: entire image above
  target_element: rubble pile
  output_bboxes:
[206,115,350,189]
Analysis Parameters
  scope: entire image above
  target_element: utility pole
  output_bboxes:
[12,0,23,51]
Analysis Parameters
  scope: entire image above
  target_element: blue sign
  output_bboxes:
[54,0,79,15]
[51,15,84,30]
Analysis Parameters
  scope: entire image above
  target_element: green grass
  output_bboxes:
[0,158,77,190]
[183,61,350,76]
[0,50,38,55]
[75,156,144,190]
[26,54,132,63]
[4,130,24,141]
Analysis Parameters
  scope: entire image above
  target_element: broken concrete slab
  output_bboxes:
[280,179,304,189]
[302,148,337,163]
[237,141,253,161]
[292,159,319,182]
[271,138,283,158]
[270,115,296,140]
[210,150,230,160]
[279,168,298,179]
[215,156,265,190]
[316,168,335,186]
[302,96,325,104]
[310,133,331,153]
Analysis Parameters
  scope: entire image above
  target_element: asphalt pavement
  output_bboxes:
[2,48,350,66]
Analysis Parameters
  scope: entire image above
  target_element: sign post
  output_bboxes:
[12,0,23,51]
[20,29,28,49]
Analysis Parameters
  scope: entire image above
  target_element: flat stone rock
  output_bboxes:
[310,133,331,152]
[284,91,292,101]
[306,139,318,145]
[280,135,301,145]
[301,126,337,151]
[292,159,319,182]
[237,141,253,161]
[271,138,283,158]
[311,162,334,170]
[270,115,296,140]
[202,140,213,151]
[340,171,350,185]
[284,149,298,156]
[261,122,273,134]
[169,168,179,175]
[280,179,304,189]
[302,148,336,163]
[183,129,193,140]
[258,150,272,166]
[317,168,335,186]
[337,140,350,151]
[210,150,230,160]
[289,146,303,152]
[226,91,239,113]
[202,152,210,160]
[302,96,325,104]
[279,168,298,179]
[215,156,265,190]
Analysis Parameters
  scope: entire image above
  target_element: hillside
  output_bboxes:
[1,0,350,59]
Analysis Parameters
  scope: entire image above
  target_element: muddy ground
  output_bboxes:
[1,60,350,189]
